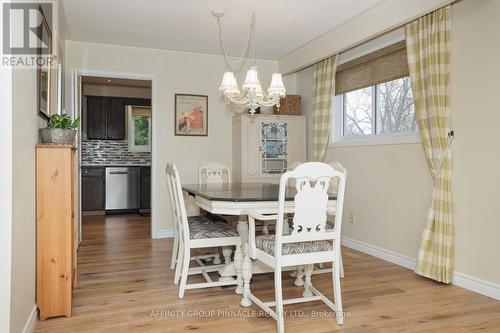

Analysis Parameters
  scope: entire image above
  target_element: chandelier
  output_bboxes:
[212,8,286,115]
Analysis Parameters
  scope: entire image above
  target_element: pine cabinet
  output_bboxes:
[36,145,77,320]
[232,114,306,183]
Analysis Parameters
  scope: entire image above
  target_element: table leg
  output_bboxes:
[234,239,243,294]
[240,242,253,307]
[218,215,248,281]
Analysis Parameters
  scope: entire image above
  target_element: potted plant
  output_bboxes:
[40,114,80,145]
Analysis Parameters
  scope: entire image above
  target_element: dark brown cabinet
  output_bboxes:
[126,98,151,107]
[82,167,105,211]
[86,96,108,139]
[86,95,150,140]
[107,97,127,140]
[140,166,151,210]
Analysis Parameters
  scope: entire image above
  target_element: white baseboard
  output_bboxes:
[453,271,500,301]
[341,236,500,301]
[153,230,174,239]
[22,305,37,333]
[341,236,417,270]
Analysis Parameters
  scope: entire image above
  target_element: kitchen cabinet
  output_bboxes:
[85,96,150,140]
[126,97,151,107]
[107,97,127,140]
[232,114,306,183]
[86,96,107,139]
[82,167,105,211]
[140,166,151,210]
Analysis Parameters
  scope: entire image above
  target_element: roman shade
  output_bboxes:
[335,41,409,95]
[131,107,151,117]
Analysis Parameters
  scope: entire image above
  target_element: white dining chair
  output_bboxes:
[291,162,346,287]
[166,163,243,298]
[198,162,231,184]
[198,162,238,264]
[243,162,347,333]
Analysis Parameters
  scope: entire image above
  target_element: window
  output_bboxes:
[333,77,417,145]
[128,106,152,152]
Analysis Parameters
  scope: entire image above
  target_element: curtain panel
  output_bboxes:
[312,55,338,161]
[405,6,454,283]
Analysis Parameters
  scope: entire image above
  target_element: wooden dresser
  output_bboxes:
[36,144,77,320]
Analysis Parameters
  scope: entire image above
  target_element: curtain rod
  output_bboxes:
[286,0,461,75]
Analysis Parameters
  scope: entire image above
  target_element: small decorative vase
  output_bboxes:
[39,128,77,145]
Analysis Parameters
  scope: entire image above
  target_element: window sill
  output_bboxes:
[329,135,420,148]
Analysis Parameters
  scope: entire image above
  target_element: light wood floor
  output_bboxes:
[35,214,500,333]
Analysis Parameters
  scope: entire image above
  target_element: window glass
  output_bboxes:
[343,86,373,136]
[376,77,416,134]
[340,77,416,139]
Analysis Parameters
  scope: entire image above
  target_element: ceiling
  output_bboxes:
[61,0,386,60]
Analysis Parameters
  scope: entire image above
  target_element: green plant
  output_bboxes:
[46,114,80,129]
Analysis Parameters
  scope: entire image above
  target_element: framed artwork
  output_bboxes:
[175,94,208,136]
[37,6,52,119]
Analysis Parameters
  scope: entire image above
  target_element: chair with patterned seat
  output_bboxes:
[243,162,347,333]
[166,163,243,298]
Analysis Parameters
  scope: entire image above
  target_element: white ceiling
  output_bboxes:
[61,0,386,60]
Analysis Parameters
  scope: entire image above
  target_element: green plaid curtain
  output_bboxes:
[405,6,454,283]
[312,55,338,161]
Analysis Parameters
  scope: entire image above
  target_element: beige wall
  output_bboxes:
[451,0,500,285]
[294,0,500,286]
[0,66,13,333]
[10,67,41,333]
[65,40,280,235]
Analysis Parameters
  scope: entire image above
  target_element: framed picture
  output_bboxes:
[175,94,208,136]
[37,6,52,119]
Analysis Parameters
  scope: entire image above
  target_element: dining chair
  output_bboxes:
[198,162,231,184]
[166,163,243,298]
[291,162,346,287]
[243,162,347,333]
[198,162,238,264]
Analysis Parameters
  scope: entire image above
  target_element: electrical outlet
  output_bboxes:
[349,213,354,224]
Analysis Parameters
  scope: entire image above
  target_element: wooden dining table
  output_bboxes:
[182,182,338,307]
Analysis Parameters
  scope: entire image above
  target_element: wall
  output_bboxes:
[10,64,41,333]
[0,64,13,333]
[451,0,500,285]
[65,40,280,235]
[294,0,500,289]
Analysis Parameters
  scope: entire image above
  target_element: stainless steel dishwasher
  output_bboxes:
[105,167,140,211]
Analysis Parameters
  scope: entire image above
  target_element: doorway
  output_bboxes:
[71,71,156,244]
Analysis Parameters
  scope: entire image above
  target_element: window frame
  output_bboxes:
[128,107,152,152]
[330,78,420,147]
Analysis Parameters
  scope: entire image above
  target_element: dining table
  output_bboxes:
[182,182,338,307]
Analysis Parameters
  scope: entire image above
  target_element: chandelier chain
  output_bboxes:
[215,7,256,73]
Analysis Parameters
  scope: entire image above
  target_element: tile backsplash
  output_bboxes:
[81,140,151,165]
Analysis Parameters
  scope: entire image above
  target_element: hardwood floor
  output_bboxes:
[35,214,500,333]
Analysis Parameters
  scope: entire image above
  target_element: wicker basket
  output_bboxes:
[274,95,301,115]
